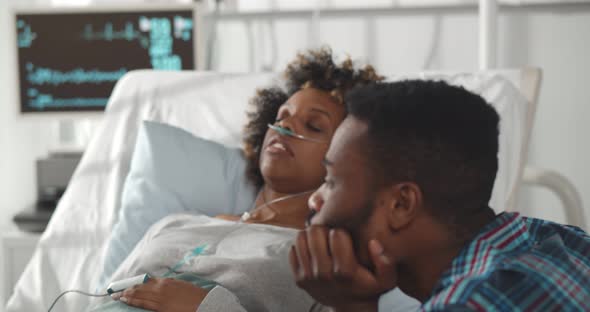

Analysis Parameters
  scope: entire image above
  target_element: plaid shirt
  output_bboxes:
[422,212,590,311]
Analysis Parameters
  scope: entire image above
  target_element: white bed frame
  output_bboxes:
[515,68,586,228]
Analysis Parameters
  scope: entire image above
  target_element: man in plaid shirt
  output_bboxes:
[290,80,590,311]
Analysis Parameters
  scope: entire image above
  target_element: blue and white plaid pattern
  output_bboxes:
[422,212,590,311]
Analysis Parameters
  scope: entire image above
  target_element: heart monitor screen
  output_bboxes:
[15,9,195,113]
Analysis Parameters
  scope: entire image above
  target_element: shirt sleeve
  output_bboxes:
[197,286,247,312]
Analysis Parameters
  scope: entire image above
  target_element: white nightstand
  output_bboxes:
[1,231,41,307]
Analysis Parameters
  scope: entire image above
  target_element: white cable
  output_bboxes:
[261,19,278,72]
[422,14,442,70]
[246,20,255,72]
[263,0,279,72]
[205,0,221,70]
[308,2,321,49]
[48,290,109,312]
[241,189,316,222]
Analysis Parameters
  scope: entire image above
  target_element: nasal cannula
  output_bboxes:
[267,123,328,143]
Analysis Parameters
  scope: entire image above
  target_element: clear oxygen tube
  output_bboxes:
[267,123,328,143]
[240,189,315,222]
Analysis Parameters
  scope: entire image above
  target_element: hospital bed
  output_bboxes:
[4,68,586,312]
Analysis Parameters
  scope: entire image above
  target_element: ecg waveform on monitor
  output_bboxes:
[82,22,151,48]
[17,11,195,112]
[28,94,109,110]
[26,64,127,86]
[81,16,192,46]
[80,16,193,70]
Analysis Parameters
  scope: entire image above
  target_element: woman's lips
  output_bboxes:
[265,137,294,157]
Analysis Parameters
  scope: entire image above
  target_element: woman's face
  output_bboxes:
[259,88,346,194]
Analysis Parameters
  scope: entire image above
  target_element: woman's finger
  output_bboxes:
[120,296,160,311]
[121,283,159,302]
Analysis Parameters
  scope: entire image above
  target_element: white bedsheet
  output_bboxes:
[6,70,529,312]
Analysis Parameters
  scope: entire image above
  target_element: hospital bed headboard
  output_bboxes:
[5,68,584,312]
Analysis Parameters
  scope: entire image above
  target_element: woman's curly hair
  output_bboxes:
[243,47,383,188]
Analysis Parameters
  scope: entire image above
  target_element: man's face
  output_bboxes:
[308,116,389,266]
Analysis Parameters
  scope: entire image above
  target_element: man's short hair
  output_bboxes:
[346,80,500,236]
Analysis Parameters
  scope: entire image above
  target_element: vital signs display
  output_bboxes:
[14,7,197,113]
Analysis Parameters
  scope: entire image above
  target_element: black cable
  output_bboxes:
[47,290,109,312]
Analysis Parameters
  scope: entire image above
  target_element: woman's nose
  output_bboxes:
[278,117,295,133]
[308,190,324,213]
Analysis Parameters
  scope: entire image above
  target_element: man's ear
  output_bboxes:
[378,183,422,231]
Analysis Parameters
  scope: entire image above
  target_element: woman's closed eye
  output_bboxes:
[306,122,323,132]
[275,117,325,134]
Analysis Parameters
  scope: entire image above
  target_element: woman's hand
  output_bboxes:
[111,277,209,312]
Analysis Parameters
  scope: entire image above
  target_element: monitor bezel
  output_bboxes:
[10,3,204,118]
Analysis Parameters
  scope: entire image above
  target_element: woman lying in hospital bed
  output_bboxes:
[88,49,384,312]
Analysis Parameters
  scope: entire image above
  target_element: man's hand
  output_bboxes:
[111,277,209,312]
[289,226,397,312]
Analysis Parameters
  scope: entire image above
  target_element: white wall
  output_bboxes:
[0,1,589,239]
[0,0,55,234]
[0,0,48,306]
